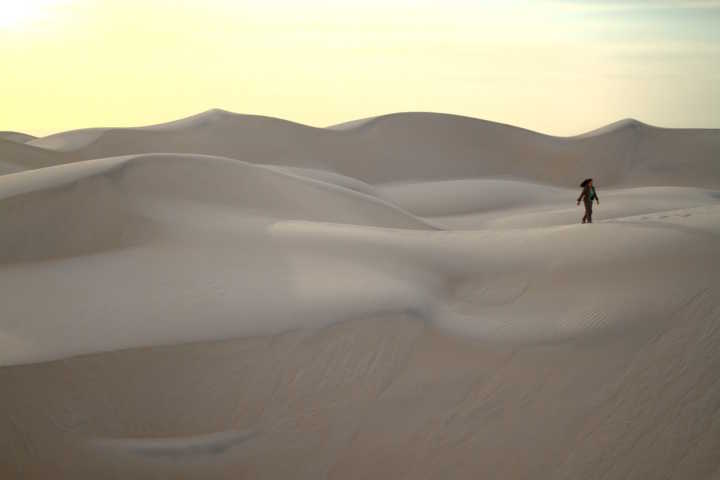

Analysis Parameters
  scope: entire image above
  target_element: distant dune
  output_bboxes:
[0,137,61,175]
[13,109,720,188]
[0,131,36,144]
[1,111,720,479]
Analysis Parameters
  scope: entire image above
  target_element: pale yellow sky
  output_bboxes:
[1,0,718,136]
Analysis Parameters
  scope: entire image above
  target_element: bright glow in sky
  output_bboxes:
[0,0,57,29]
[1,0,718,136]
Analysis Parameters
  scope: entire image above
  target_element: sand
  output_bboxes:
[0,132,36,144]
[11,110,720,188]
[1,111,720,479]
[0,138,59,175]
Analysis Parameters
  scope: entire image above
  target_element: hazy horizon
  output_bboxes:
[2,0,718,137]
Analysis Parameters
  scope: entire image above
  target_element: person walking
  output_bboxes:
[577,178,599,223]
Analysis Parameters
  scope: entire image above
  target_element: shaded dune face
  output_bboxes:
[1,111,720,479]
[0,169,156,264]
[0,131,36,144]
[0,154,432,264]
[0,137,58,175]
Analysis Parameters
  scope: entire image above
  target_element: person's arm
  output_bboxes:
[594,187,599,204]
[577,189,585,204]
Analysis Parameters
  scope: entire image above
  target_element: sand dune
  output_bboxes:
[1,152,716,365]
[378,179,720,228]
[20,110,720,188]
[1,111,720,479]
[0,131,36,144]
[0,138,59,175]
[2,273,720,479]
[0,154,433,263]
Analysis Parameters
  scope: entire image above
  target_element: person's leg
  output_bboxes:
[583,202,592,223]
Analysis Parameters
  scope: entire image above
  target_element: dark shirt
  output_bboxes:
[577,186,598,203]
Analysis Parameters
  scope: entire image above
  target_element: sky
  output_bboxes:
[1,0,718,136]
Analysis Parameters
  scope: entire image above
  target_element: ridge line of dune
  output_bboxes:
[32,109,717,146]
